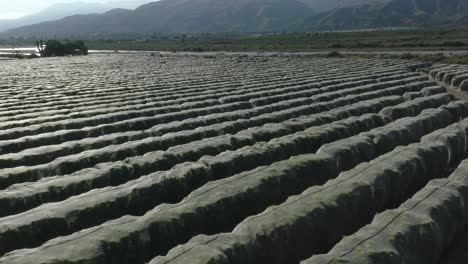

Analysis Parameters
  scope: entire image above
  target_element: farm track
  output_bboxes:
[0,55,467,264]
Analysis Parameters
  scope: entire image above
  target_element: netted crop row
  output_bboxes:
[0,70,388,127]
[305,162,468,264]
[311,76,427,102]
[0,101,255,141]
[304,121,468,264]
[0,77,434,170]
[146,79,430,136]
[144,82,426,140]
[198,97,455,192]
[0,62,418,126]
[152,111,468,264]
[0,96,406,217]
[2,71,412,151]
[0,57,314,103]
[0,76,243,120]
[0,59,406,119]
[0,114,387,255]
[402,85,447,101]
[319,100,468,172]
[1,80,434,186]
[0,77,234,119]
[0,80,436,189]
[0,56,298,108]
[428,64,468,91]
[0,101,459,264]
[0,72,289,121]
[0,67,333,125]
[0,57,414,107]
[0,73,236,112]
[221,75,381,104]
[0,70,414,144]
[0,56,449,264]
[231,79,373,106]
[0,56,422,108]
[379,93,454,120]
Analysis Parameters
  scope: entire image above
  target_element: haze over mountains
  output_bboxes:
[0,1,153,32]
[0,0,467,38]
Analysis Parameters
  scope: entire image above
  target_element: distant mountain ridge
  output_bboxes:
[1,0,313,37]
[0,1,152,32]
[305,0,468,30]
[298,0,381,12]
[1,0,467,38]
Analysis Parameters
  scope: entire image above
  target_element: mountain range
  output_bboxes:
[0,1,153,32]
[1,0,467,38]
[305,0,468,30]
[299,0,381,12]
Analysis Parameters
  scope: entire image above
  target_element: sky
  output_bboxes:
[0,0,151,19]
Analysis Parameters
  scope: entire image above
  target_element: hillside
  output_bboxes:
[298,0,380,12]
[0,1,155,33]
[1,0,467,37]
[0,2,114,32]
[305,0,468,30]
[1,0,312,37]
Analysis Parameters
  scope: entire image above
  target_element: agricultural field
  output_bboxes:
[0,54,467,264]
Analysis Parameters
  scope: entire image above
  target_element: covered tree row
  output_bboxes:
[151,109,468,264]
[3,100,466,264]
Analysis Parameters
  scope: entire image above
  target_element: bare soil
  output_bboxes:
[424,72,468,101]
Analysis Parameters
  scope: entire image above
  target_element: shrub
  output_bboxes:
[400,53,416,60]
[39,39,88,57]
[327,51,343,58]
[442,41,467,47]
[329,43,344,49]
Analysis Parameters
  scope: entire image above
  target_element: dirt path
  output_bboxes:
[423,72,468,101]
[439,82,468,100]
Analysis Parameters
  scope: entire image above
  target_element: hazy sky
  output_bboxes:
[0,0,151,19]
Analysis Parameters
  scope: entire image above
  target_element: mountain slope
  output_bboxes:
[1,0,313,37]
[0,1,153,32]
[0,2,112,32]
[304,0,468,30]
[127,0,312,33]
[298,0,380,12]
[1,0,467,37]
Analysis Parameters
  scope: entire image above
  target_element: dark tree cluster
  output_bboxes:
[36,40,88,57]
